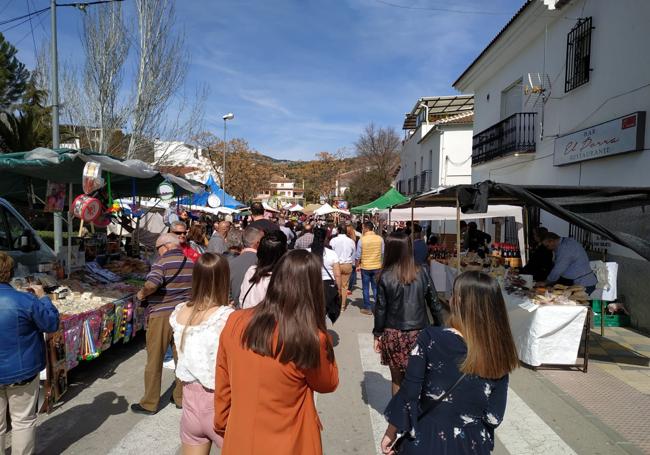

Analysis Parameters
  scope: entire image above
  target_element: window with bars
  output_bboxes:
[565,17,593,92]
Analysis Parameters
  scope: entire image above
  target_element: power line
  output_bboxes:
[26,0,38,58]
[373,0,510,16]
[1,8,48,33]
[0,0,16,16]
[0,6,49,27]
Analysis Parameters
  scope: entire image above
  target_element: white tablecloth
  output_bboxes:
[430,261,588,367]
[503,292,588,367]
[429,260,458,296]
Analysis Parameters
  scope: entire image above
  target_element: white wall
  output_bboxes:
[467,0,650,187]
[439,127,473,186]
[399,123,472,192]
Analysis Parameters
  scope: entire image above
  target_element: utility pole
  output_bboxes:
[51,0,63,254]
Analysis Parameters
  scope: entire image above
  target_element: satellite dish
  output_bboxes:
[208,194,221,208]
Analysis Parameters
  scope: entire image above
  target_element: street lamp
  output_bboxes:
[222,113,234,209]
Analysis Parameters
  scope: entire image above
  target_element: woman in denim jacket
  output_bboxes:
[0,252,59,454]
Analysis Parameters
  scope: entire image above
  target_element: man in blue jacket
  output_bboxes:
[0,252,59,455]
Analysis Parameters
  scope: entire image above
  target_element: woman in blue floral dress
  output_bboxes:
[381,271,519,454]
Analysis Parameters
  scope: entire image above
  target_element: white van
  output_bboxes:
[0,197,57,272]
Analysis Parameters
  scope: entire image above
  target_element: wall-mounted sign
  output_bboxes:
[554,112,646,166]
[157,182,175,200]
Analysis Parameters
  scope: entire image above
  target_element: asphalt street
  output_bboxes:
[27,288,643,455]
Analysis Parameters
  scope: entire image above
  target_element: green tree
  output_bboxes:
[345,169,391,208]
[0,33,30,111]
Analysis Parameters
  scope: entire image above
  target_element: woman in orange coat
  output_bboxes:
[214,249,339,455]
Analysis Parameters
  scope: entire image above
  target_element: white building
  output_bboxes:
[256,175,305,205]
[153,140,214,182]
[454,0,650,330]
[396,95,474,196]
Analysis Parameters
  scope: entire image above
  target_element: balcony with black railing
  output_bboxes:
[472,112,536,165]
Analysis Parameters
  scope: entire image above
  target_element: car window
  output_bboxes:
[5,209,25,249]
[0,208,11,250]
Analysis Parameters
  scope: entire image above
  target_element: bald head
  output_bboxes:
[216,220,232,237]
[155,233,181,255]
[243,226,264,249]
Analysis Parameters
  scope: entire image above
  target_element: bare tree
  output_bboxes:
[354,123,400,181]
[127,0,188,159]
[81,3,129,153]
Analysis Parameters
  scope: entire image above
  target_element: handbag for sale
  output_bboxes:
[392,373,466,452]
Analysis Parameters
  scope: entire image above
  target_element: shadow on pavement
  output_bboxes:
[36,392,128,454]
[52,334,146,408]
[589,333,650,367]
[360,371,391,416]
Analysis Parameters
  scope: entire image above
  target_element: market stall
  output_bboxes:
[0,148,205,410]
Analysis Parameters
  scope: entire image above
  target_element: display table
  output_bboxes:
[503,291,589,367]
[429,260,458,296]
[429,260,589,368]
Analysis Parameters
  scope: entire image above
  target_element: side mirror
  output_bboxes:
[20,230,39,252]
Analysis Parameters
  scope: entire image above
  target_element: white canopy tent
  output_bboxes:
[262,202,279,213]
[288,204,304,212]
[314,203,337,216]
[380,204,527,266]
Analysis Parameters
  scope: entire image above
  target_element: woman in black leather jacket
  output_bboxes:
[373,232,442,395]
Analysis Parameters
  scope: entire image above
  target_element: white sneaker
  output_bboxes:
[162,359,175,370]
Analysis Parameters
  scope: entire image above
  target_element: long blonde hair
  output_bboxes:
[448,271,519,379]
[180,253,230,351]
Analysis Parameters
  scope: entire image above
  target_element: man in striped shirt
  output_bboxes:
[131,233,194,415]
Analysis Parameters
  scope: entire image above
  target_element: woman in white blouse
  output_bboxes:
[240,231,288,309]
[170,253,234,454]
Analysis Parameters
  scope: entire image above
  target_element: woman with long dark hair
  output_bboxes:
[169,253,233,454]
[214,250,339,455]
[380,271,519,455]
[374,232,442,396]
[309,227,342,319]
[239,230,287,309]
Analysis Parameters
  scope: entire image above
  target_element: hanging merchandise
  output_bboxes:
[82,162,105,194]
[157,181,175,201]
[45,182,67,212]
[71,194,103,222]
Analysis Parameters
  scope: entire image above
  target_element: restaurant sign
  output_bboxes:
[553,112,646,166]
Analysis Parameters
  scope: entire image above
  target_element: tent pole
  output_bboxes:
[66,183,73,278]
[410,200,415,241]
[456,192,461,272]
[388,208,392,232]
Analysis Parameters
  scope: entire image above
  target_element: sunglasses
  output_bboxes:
[171,231,186,236]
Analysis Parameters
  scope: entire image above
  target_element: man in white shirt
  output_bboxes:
[329,224,356,311]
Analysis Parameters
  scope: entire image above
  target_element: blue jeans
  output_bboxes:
[361,268,380,310]
[349,265,357,289]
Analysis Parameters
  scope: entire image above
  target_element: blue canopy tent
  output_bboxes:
[180,175,245,210]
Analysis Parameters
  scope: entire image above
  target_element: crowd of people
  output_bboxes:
[0,200,522,455]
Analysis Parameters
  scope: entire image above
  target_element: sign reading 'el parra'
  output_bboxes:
[554,112,646,166]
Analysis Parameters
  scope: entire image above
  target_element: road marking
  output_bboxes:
[357,333,577,455]
[107,405,182,455]
[499,389,577,455]
[358,333,392,455]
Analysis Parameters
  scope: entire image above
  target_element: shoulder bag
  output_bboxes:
[323,266,341,324]
[392,373,466,452]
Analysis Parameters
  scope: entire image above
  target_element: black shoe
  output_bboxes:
[170,396,182,409]
[130,403,157,415]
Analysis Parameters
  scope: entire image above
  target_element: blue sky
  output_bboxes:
[1,0,523,160]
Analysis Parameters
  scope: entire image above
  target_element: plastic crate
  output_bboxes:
[593,313,630,327]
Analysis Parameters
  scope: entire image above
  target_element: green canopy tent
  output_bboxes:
[350,188,409,214]
[0,148,206,272]
[0,148,204,202]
